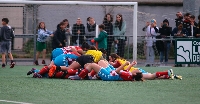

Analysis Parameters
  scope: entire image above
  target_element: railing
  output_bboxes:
[3,34,199,66]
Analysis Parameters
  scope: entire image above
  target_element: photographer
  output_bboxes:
[157,19,172,65]
[145,19,159,67]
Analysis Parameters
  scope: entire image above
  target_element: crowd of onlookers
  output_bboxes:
[34,13,127,65]
[143,12,200,67]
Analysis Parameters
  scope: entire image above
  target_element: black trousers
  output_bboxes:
[117,39,125,58]
[106,40,113,60]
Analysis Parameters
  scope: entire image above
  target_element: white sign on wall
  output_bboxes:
[176,39,200,64]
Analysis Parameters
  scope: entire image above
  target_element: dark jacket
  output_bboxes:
[0,25,14,41]
[155,26,172,52]
[52,26,66,49]
[85,23,96,39]
[72,24,85,44]
[159,26,172,42]
[183,20,192,36]
[195,22,200,38]
[103,21,113,42]
[172,27,189,37]
[175,17,183,27]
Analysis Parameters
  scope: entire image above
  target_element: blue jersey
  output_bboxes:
[98,66,120,81]
[54,54,78,67]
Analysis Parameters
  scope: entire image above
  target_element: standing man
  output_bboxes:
[0,18,15,68]
[72,18,85,46]
[175,12,183,27]
[85,17,97,45]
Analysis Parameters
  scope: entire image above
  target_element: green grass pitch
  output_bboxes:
[0,66,200,104]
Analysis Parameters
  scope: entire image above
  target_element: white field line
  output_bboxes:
[0,100,33,104]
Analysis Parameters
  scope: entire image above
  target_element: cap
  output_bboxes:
[151,19,156,23]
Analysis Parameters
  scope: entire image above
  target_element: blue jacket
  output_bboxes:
[37,29,53,42]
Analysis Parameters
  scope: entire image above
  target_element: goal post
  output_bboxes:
[0,0,138,61]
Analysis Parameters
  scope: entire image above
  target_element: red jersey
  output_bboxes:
[62,46,82,55]
[120,71,134,81]
[112,60,121,68]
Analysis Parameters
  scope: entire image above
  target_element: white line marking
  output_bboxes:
[0,100,33,104]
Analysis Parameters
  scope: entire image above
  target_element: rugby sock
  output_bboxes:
[68,69,78,75]
[64,74,70,79]
[156,71,168,77]
[78,69,89,79]
[38,66,49,75]
[90,70,96,77]
[163,75,170,79]
[54,71,63,78]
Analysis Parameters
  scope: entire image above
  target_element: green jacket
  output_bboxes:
[113,21,126,40]
[94,30,108,49]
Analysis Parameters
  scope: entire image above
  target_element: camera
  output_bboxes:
[162,23,167,27]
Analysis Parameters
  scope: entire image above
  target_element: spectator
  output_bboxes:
[196,15,200,65]
[175,12,183,27]
[172,23,188,67]
[113,14,126,58]
[183,13,192,36]
[195,15,200,38]
[0,18,15,68]
[157,19,172,65]
[72,18,85,46]
[63,19,72,46]
[52,21,67,50]
[34,22,53,65]
[144,19,159,67]
[190,15,198,37]
[91,24,108,58]
[103,13,113,60]
[85,17,97,45]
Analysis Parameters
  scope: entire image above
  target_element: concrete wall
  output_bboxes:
[0,4,184,48]
[0,4,24,49]
[37,5,182,38]
[138,6,182,36]
[183,0,200,21]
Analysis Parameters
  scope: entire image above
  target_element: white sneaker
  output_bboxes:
[168,69,174,79]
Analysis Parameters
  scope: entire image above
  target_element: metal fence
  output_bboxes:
[2,3,198,67]
[9,34,177,66]
[4,33,200,67]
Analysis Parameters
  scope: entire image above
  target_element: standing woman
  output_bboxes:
[63,19,72,46]
[113,14,126,58]
[52,21,67,50]
[35,22,53,65]
[103,13,113,60]
[145,19,159,67]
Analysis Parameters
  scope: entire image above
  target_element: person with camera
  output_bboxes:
[144,19,159,67]
[157,19,172,66]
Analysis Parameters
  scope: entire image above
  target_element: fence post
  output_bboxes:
[33,4,37,62]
